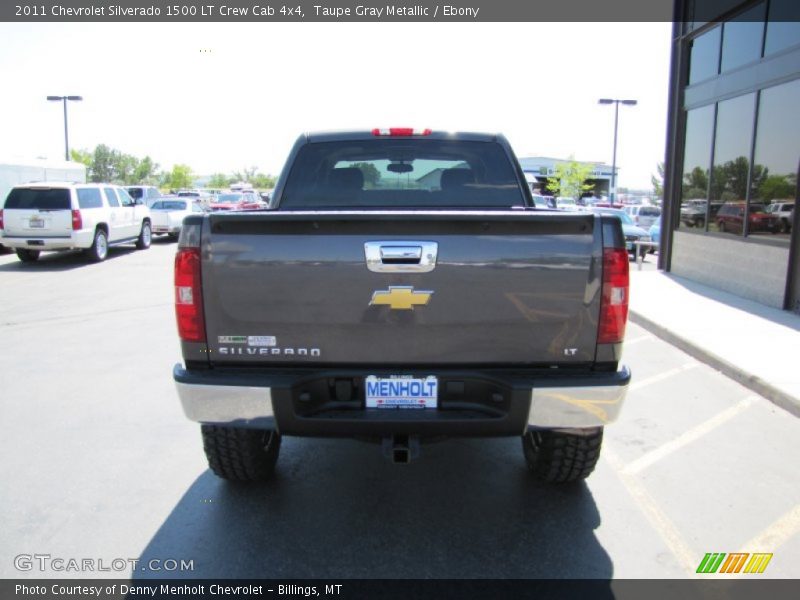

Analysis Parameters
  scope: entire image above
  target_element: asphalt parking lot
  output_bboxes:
[0,242,798,579]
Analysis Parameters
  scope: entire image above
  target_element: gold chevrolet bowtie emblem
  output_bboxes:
[369,286,433,310]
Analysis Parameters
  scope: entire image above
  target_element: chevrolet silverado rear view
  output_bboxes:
[173,130,631,483]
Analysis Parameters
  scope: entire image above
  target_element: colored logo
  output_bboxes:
[696,552,773,574]
[369,286,433,310]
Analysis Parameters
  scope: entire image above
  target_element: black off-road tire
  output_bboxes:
[522,428,604,483]
[16,249,41,262]
[201,425,281,482]
[136,220,152,249]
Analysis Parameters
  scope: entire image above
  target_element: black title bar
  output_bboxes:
[3,0,678,22]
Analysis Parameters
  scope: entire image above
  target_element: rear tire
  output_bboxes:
[86,229,108,262]
[136,221,152,249]
[16,249,40,262]
[201,425,281,482]
[522,428,603,483]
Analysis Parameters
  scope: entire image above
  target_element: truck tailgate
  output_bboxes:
[201,211,602,367]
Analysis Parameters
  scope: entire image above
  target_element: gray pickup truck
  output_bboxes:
[173,129,631,483]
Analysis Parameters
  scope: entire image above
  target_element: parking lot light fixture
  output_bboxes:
[598,98,638,203]
[47,95,83,161]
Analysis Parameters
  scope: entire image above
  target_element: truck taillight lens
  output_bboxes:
[0,209,4,230]
[372,128,432,136]
[71,210,82,230]
[175,247,206,343]
[598,247,629,344]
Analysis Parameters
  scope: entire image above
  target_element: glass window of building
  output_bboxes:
[720,2,766,73]
[689,26,721,85]
[764,0,800,57]
[749,79,800,241]
[709,93,756,236]
[679,104,715,230]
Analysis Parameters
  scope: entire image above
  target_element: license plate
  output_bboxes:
[154,227,168,232]
[365,375,438,409]
[29,218,44,228]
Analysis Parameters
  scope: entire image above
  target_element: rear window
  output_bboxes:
[4,187,71,210]
[280,139,526,209]
[77,188,103,209]
[640,207,661,216]
[126,187,144,200]
[152,200,187,210]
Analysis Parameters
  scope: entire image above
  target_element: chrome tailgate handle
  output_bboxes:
[380,246,422,261]
[365,241,438,273]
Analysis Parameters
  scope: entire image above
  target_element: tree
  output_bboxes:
[350,162,381,188]
[682,166,709,199]
[232,166,258,183]
[164,164,194,190]
[207,173,231,189]
[710,157,768,201]
[545,157,594,199]
[90,144,116,183]
[70,145,161,185]
[114,152,138,185]
[70,148,92,169]
[758,174,795,202]
[133,156,160,185]
[651,162,665,199]
[250,173,277,189]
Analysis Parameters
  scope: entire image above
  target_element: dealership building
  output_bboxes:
[661,0,800,311]
[518,157,615,199]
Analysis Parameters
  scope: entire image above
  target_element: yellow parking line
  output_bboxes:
[621,396,757,475]
[740,503,800,554]
[603,447,699,577]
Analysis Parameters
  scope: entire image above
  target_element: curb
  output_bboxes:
[629,310,800,419]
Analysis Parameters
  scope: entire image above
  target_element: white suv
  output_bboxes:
[0,182,152,262]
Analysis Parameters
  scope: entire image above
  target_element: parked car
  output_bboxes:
[716,202,779,234]
[556,196,579,210]
[0,182,151,262]
[589,207,651,259]
[625,205,661,229]
[531,194,553,209]
[126,185,163,208]
[209,191,266,211]
[149,198,206,240]
[766,201,794,233]
[648,221,661,253]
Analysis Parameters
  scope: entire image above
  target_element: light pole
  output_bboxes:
[598,98,637,203]
[47,95,82,161]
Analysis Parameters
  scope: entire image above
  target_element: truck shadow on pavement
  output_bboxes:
[135,437,613,580]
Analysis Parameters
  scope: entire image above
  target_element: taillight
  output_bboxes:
[372,128,432,136]
[71,209,82,230]
[0,209,4,230]
[598,247,629,344]
[175,247,206,343]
